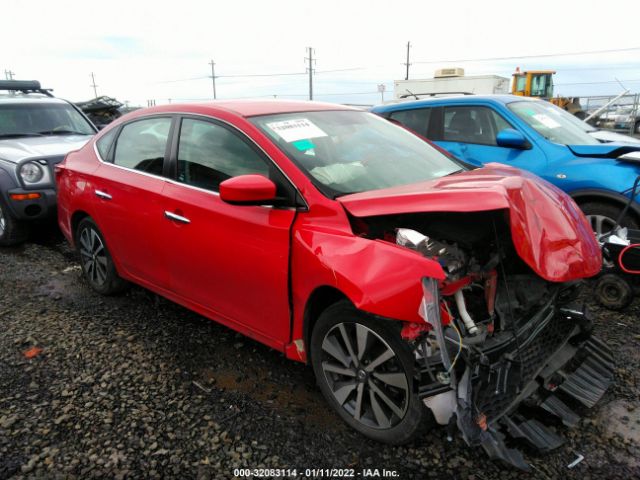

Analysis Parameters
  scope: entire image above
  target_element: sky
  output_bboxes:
[2,0,639,107]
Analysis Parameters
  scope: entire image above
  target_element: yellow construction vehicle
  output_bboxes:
[511,68,585,118]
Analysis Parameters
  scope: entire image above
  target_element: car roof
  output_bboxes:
[127,99,359,119]
[371,94,538,113]
[0,94,68,105]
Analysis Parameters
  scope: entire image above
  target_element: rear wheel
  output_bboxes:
[310,301,430,444]
[0,197,28,247]
[76,218,127,295]
[580,201,639,238]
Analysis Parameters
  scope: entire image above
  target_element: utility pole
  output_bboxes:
[403,42,411,80]
[305,47,315,100]
[90,72,98,98]
[209,59,217,99]
[4,70,15,80]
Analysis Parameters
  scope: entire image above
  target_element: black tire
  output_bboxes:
[76,217,127,295]
[0,197,28,247]
[580,201,639,238]
[310,301,431,445]
[635,120,640,135]
[594,274,634,310]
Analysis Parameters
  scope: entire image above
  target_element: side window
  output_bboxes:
[388,108,431,137]
[113,117,171,175]
[443,106,512,145]
[177,118,270,192]
[96,128,117,161]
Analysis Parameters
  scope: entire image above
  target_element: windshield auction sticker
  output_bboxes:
[532,113,561,129]
[266,118,328,143]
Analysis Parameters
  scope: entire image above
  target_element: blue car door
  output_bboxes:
[435,104,548,176]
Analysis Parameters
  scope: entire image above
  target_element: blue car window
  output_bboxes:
[443,106,513,146]
[388,108,431,136]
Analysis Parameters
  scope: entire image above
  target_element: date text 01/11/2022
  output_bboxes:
[233,468,400,477]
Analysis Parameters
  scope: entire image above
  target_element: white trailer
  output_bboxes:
[394,68,510,100]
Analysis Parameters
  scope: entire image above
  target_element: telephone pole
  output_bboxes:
[403,42,411,80]
[90,72,98,98]
[4,70,15,80]
[209,60,217,99]
[305,47,315,100]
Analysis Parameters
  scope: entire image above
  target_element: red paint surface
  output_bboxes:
[57,103,601,364]
[339,163,601,282]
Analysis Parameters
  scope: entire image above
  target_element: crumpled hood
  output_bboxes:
[0,135,92,163]
[567,143,640,158]
[338,163,601,282]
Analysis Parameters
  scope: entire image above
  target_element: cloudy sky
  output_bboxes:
[2,0,639,106]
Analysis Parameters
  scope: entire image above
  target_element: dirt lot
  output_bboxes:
[1,227,639,479]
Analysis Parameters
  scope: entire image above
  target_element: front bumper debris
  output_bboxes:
[422,281,614,470]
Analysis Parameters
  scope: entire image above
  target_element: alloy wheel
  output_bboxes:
[320,323,409,429]
[79,227,108,286]
[587,214,617,239]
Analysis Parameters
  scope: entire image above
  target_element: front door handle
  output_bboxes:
[164,211,190,224]
[95,190,112,200]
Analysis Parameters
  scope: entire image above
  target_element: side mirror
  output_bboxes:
[219,174,277,205]
[496,128,528,149]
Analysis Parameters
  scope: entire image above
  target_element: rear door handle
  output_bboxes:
[95,190,112,200]
[164,211,190,224]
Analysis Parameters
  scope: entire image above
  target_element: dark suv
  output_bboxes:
[0,80,96,245]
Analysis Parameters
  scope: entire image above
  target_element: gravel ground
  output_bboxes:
[1,226,639,480]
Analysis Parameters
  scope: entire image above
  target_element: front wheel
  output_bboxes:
[310,301,431,444]
[76,218,127,295]
[0,197,28,247]
[580,201,639,238]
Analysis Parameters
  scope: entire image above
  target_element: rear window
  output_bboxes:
[112,118,172,174]
[388,108,431,136]
[96,128,117,160]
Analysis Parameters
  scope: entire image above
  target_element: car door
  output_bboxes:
[161,116,297,344]
[435,105,545,171]
[91,116,174,290]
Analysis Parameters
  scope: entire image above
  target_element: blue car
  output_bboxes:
[372,95,640,236]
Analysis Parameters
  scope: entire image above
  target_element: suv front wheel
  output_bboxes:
[0,197,28,247]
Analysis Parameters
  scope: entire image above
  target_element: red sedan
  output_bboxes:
[56,100,612,469]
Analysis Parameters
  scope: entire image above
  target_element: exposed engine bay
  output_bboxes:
[350,210,614,470]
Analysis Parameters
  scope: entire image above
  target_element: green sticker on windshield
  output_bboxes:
[292,139,315,151]
[523,109,536,116]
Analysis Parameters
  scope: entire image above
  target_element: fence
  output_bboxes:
[579,93,640,136]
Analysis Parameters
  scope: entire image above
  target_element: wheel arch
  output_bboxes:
[570,189,640,223]
[70,210,91,245]
[302,286,351,363]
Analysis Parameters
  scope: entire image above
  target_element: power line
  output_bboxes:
[412,46,640,64]
[555,78,640,86]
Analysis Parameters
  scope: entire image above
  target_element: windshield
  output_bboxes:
[251,110,462,197]
[508,100,599,145]
[0,102,95,137]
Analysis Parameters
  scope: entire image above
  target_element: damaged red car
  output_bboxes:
[56,101,613,469]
